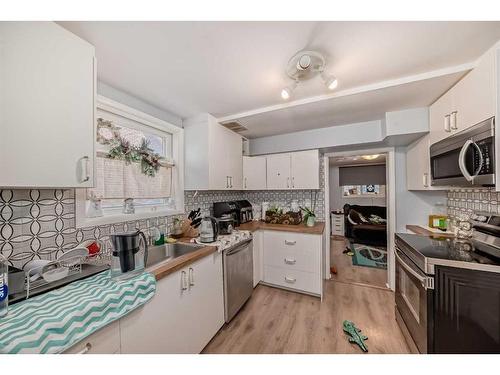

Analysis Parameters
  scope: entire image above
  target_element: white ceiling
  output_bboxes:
[59,21,500,137]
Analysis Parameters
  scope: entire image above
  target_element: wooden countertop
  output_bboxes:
[147,239,217,281]
[239,220,325,235]
[406,224,455,238]
[148,222,324,281]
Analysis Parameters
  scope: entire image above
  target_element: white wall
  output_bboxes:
[329,165,386,211]
[250,120,383,155]
[385,107,429,136]
[394,147,447,232]
[97,81,183,127]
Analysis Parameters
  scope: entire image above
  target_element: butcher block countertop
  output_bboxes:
[147,239,217,281]
[239,220,325,235]
[406,224,455,238]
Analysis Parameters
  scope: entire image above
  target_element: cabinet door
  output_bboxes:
[183,252,224,353]
[406,135,431,190]
[429,90,453,145]
[290,150,320,189]
[243,156,267,190]
[64,321,121,354]
[252,231,263,287]
[208,121,230,189]
[120,268,191,353]
[226,130,243,190]
[0,22,95,188]
[453,49,496,133]
[434,266,500,353]
[266,154,291,189]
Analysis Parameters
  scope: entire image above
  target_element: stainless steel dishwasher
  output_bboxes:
[223,237,253,322]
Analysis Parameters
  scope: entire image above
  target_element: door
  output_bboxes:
[252,231,263,287]
[434,266,500,353]
[266,154,291,189]
[429,89,453,145]
[395,248,433,353]
[224,239,254,322]
[407,135,436,190]
[208,121,230,189]
[243,156,267,190]
[226,130,243,190]
[183,252,224,352]
[0,22,95,188]
[120,267,191,353]
[290,150,319,189]
[453,49,496,133]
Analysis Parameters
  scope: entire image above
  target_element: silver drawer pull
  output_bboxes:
[188,267,195,287]
[77,343,92,354]
[181,271,188,291]
[284,276,296,283]
[284,240,296,245]
[284,258,296,265]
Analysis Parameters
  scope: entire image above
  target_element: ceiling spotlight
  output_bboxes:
[281,80,298,100]
[322,73,338,90]
[361,154,380,161]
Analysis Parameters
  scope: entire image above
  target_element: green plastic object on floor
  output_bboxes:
[343,320,368,352]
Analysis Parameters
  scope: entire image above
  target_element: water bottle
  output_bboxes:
[0,254,8,318]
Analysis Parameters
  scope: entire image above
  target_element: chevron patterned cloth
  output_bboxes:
[0,270,156,354]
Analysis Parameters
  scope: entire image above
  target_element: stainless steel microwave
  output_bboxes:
[430,117,495,187]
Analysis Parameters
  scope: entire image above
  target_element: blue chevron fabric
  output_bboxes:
[0,270,156,354]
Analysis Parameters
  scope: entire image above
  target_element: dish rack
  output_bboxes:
[24,246,111,300]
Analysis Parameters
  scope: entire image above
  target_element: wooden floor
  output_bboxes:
[330,237,388,288]
[202,281,410,354]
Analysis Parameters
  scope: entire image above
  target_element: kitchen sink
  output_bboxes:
[145,242,205,267]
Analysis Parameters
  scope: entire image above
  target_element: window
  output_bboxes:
[342,184,385,198]
[75,96,184,228]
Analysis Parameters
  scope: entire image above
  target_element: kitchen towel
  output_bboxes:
[0,270,156,354]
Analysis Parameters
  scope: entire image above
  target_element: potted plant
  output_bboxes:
[300,206,316,227]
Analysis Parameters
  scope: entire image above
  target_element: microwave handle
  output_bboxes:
[458,140,484,182]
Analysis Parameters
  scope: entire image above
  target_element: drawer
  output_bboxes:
[263,230,321,253]
[263,265,321,295]
[63,320,120,354]
[263,245,319,273]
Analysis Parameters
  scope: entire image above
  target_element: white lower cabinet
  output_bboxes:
[63,321,120,354]
[261,231,322,297]
[252,230,263,287]
[120,252,224,353]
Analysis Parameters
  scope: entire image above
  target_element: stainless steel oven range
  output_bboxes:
[395,218,500,353]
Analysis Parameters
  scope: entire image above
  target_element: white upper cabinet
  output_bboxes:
[429,45,497,145]
[266,153,292,189]
[290,150,320,189]
[266,150,320,190]
[243,156,267,190]
[184,113,243,190]
[0,22,96,188]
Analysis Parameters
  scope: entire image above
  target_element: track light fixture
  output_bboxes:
[280,50,339,100]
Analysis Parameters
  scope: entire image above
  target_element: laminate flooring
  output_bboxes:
[202,280,410,354]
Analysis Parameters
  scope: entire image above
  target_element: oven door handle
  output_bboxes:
[395,250,434,290]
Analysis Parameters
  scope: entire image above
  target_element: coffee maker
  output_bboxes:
[110,230,148,280]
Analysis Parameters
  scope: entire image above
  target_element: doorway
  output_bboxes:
[324,148,395,290]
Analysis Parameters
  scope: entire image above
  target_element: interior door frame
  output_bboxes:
[323,147,396,290]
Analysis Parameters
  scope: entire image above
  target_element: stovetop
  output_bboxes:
[395,233,500,274]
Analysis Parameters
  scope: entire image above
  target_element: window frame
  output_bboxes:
[75,95,184,228]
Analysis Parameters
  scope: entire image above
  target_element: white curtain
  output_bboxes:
[88,156,172,199]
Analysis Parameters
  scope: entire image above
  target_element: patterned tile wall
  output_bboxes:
[447,187,500,218]
[0,158,325,268]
